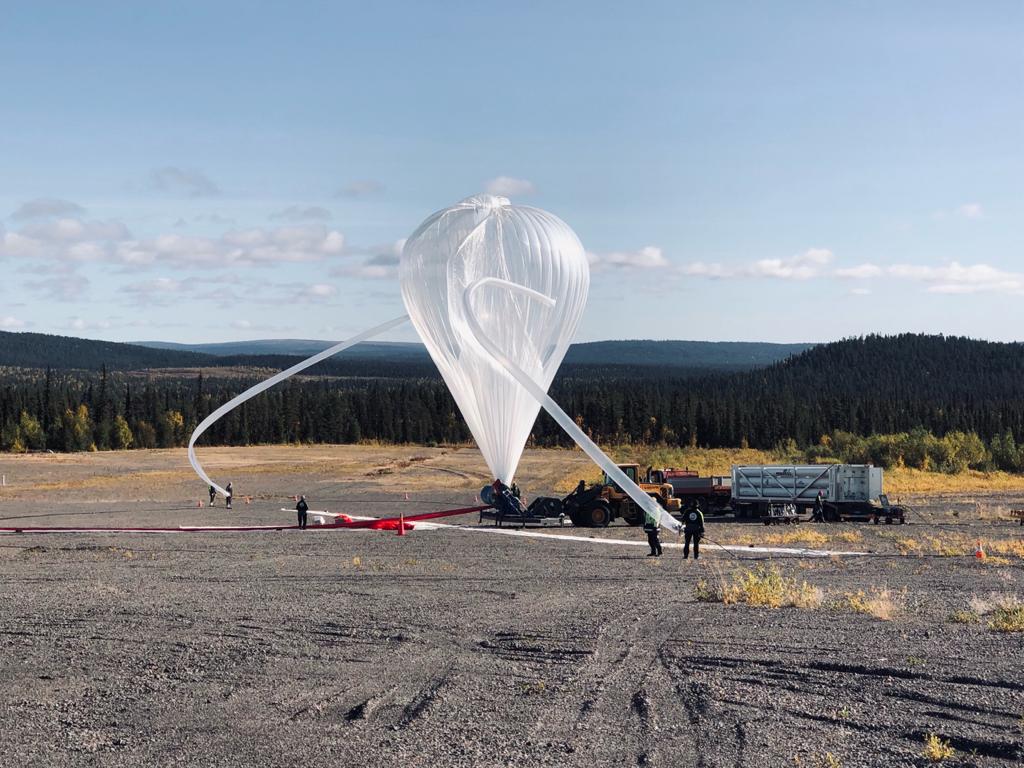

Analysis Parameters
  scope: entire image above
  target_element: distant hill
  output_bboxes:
[1,329,810,374]
[564,340,812,368]
[5,333,1024,454]
[132,337,811,370]
[136,339,428,360]
[0,330,218,371]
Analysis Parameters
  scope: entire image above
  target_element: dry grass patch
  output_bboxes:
[966,593,1024,632]
[832,531,863,544]
[989,605,1024,633]
[987,538,1024,559]
[921,733,955,762]
[837,587,904,621]
[886,466,1024,495]
[948,609,980,625]
[695,564,823,609]
[894,537,923,555]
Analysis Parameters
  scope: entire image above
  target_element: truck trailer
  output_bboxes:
[731,463,904,523]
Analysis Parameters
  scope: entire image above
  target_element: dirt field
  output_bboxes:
[1,446,1022,767]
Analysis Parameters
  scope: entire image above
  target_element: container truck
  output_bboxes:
[731,464,904,523]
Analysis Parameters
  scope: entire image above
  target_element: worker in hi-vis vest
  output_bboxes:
[643,514,662,557]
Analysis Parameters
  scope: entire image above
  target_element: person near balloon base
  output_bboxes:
[225,482,233,510]
[683,502,705,560]
[208,485,216,507]
[643,515,662,557]
[296,495,309,529]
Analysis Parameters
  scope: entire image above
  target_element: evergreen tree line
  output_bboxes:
[2,335,1024,472]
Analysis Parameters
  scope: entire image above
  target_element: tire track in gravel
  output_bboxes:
[519,597,697,767]
[662,651,1024,765]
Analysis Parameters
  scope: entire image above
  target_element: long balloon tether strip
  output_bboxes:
[187,284,683,535]
[462,277,683,534]
[188,314,411,497]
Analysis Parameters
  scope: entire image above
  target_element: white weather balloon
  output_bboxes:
[188,194,682,533]
[400,195,588,484]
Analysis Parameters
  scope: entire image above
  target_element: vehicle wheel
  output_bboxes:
[885,516,893,524]
[567,508,587,527]
[588,501,611,528]
[873,516,879,525]
[623,503,643,526]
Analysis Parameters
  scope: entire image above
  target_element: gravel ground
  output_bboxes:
[0,447,1022,767]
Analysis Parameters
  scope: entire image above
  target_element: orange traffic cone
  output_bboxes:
[197,500,203,508]
[404,492,409,501]
[974,540,986,560]
[245,496,252,504]
[396,510,406,536]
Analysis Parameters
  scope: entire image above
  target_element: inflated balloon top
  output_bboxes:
[400,195,589,483]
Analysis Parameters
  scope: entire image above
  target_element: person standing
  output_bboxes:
[643,515,662,557]
[208,485,216,507]
[683,501,705,560]
[296,495,309,529]
[225,482,233,510]
[812,491,825,523]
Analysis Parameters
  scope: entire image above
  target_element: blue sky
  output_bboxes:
[1,2,1021,344]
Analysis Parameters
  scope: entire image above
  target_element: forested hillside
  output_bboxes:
[0,331,216,370]
[3,334,1024,472]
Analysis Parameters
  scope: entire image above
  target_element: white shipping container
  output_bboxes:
[731,464,883,505]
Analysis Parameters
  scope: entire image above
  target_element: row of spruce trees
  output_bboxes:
[4,359,1024,473]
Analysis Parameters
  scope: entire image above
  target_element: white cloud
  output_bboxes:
[832,260,1024,295]
[337,180,385,198]
[932,202,984,221]
[21,218,131,243]
[679,248,834,280]
[11,198,85,220]
[270,205,333,222]
[68,317,111,331]
[332,239,405,279]
[0,217,346,269]
[305,283,338,300]
[24,275,91,302]
[0,316,27,329]
[835,263,884,279]
[484,176,536,197]
[147,166,220,197]
[588,246,669,270]
[849,287,872,296]
[119,277,199,306]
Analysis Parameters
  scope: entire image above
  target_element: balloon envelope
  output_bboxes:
[400,195,589,482]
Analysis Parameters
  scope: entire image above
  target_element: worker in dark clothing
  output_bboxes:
[208,485,216,507]
[296,495,309,529]
[643,515,662,557]
[225,482,233,510]
[683,502,705,560]
[812,491,825,523]
[510,482,521,500]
